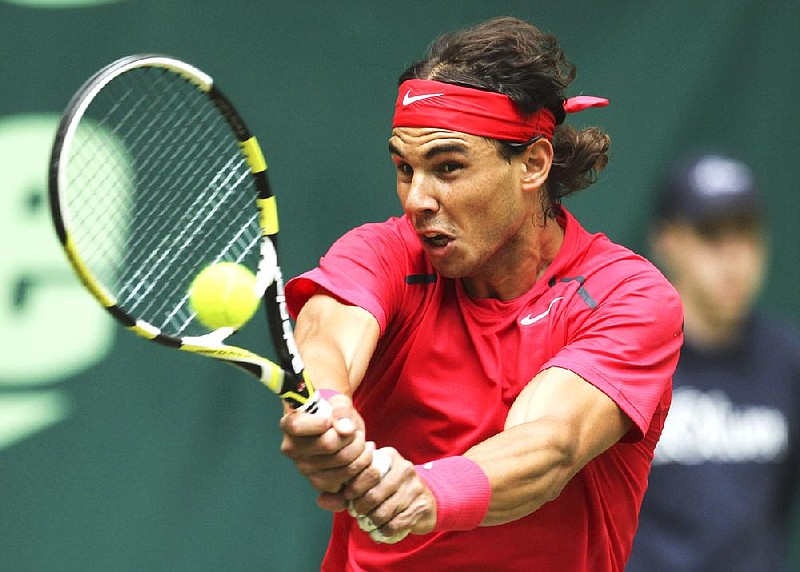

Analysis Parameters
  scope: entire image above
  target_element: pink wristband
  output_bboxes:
[415,456,491,532]
[318,388,342,401]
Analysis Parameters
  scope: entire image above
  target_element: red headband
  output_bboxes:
[392,79,609,142]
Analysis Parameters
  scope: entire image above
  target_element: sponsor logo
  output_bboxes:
[402,90,444,106]
[520,297,564,326]
[654,387,789,465]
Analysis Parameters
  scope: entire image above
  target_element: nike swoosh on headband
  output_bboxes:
[393,79,609,142]
[402,90,445,106]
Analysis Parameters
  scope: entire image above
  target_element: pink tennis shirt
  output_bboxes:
[286,207,683,571]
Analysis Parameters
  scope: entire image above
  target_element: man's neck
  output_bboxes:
[462,213,565,300]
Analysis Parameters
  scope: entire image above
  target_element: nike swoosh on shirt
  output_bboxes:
[402,90,445,106]
[520,297,564,326]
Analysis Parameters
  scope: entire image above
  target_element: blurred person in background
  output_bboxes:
[627,151,800,572]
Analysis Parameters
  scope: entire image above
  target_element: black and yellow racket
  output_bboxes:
[48,54,407,543]
[48,54,324,413]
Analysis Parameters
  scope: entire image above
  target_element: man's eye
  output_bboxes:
[397,163,413,176]
[441,162,463,173]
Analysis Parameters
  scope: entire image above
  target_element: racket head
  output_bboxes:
[48,54,309,403]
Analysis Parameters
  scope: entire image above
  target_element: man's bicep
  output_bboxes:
[294,293,381,394]
[505,367,631,462]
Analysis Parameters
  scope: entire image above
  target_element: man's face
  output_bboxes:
[388,127,531,280]
[654,217,766,330]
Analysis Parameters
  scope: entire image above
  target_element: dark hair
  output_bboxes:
[398,17,610,214]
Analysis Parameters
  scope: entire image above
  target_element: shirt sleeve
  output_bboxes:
[285,219,410,333]
[543,270,684,442]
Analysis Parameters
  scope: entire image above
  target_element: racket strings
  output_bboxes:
[67,126,134,277]
[125,160,252,323]
[62,65,262,337]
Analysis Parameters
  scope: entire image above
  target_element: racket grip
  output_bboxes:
[299,391,410,543]
[298,392,399,486]
[349,448,412,544]
[295,390,333,417]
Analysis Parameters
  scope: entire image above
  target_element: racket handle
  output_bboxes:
[349,448,412,544]
[298,392,411,543]
[295,390,333,417]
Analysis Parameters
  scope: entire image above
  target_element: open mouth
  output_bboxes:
[418,231,453,248]
[423,234,451,247]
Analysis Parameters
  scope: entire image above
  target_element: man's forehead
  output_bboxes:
[388,127,484,157]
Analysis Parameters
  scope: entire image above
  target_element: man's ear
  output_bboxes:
[521,138,553,191]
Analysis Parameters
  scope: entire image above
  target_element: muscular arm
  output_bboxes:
[348,367,631,536]
[292,293,380,396]
[467,366,631,525]
[279,293,383,497]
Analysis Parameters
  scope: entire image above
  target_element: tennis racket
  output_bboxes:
[48,54,407,543]
[48,54,326,412]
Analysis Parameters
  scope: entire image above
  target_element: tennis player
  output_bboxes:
[279,17,683,571]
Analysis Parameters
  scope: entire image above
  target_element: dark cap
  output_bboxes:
[655,151,763,224]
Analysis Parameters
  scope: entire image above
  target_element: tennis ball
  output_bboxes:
[189,262,260,329]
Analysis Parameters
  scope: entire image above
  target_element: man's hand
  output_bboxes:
[280,392,437,541]
[280,392,390,508]
[341,447,438,540]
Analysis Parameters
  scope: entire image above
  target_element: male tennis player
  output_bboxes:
[280,17,683,571]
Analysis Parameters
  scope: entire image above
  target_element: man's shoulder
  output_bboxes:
[343,215,418,248]
[563,209,665,278]
[569,223,674,297]
[350,214,411,233]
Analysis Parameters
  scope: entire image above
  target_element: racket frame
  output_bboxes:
[48,54,322,412]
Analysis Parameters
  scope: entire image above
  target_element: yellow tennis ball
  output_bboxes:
[189,262,260,329]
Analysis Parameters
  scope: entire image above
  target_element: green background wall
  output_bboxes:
[1,1,798,570]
